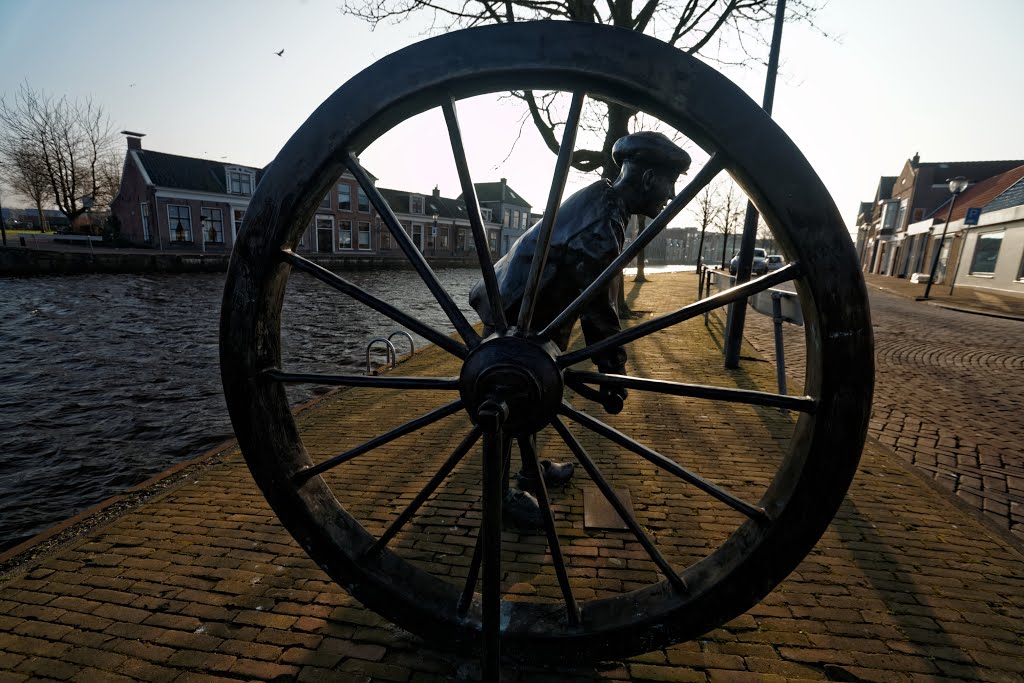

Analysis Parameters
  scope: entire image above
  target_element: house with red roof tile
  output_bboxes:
[857,154,1024,279]
[109,132,502,265]
[904,164,1024,295]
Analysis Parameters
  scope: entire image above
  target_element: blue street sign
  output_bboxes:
[964,207,982,226]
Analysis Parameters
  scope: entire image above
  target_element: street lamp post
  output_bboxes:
[920,176,968,300]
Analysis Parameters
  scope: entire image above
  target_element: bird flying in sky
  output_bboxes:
[274,49,284,57]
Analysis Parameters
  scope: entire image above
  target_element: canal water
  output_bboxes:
[0,267,482,551]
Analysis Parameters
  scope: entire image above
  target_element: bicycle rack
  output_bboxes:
[365,338,397,376]
[388,330,415,359]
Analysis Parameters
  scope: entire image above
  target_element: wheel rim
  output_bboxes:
[219,21,873,662]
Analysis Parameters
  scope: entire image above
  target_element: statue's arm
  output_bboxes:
[572,223,626,374]
[579,278,627,374]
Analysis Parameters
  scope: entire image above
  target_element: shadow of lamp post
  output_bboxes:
[919,175,968,301]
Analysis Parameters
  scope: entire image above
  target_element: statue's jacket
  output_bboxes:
[470,180,629,374]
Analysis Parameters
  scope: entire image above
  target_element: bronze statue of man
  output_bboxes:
[470,131,691,527]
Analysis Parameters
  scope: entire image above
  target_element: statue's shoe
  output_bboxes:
[516,460,575,494]
[503,488,544,529]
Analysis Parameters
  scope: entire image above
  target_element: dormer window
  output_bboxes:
[226,167,255,195]
[481,207,492,222]
[410,195,424,215]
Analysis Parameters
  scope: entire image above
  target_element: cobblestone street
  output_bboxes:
[741,276,1024,543]
[1,272,1022,681]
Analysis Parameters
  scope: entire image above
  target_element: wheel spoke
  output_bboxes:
[551,416,686,592]
[442,98,508,334]
[366,427,482,557]
[480,425,505,680]
[517,434,579,625]
[565,371,816,414]
[293,399,464,483]
[344,153,481,348]
[458,436,512,617]
[539,154,726,340]
[282,249,468,359]
[263,369,459,390]
[517,92,585,334]
[560,402,770,523]
[559,262,799,369]
[458,530,483,616]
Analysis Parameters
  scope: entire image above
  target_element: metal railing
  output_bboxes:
[701,266,802,402]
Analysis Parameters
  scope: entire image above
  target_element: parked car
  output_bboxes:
[765,254,785,271]
[729,247,768,276]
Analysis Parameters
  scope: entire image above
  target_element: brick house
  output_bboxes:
[857,154,1024,278]
[110,132,505,264]
[377,186,502,260]
[906,165,1024,296]
[111,132,262,251]
[468,178,533,256]
[110,131,383,257]
[856,176,897,274]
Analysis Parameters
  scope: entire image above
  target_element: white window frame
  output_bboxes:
[168,204,192,242]
[358,189,370,213]
[481,207,492,222]
[410,195,424,215]
[232,209,245,243]
[969,230,1003,276]
[412,223,424,251]
[338,219,353,250]
[225,167,255,196]
[200,207,224,244]
[140,202,150,242]
[357,221,371,250]
[337,184,351,210]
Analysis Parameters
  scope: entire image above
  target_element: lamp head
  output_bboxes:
[948,176,968,195]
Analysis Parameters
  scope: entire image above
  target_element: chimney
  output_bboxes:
[432,185,440,198]
[122,130,145,150]
[500,177,507,199]
[911,152,920,168]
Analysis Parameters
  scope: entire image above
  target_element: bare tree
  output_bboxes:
[755,216,774,252]
[714,181,744,269]
[0,83,120,232]
[341,0,824,181]
[690,182,722,271]
[0,142,52,232]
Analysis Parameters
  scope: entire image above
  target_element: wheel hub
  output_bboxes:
[459,335,564,434]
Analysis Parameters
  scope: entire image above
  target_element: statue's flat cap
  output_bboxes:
[612,132,690,173]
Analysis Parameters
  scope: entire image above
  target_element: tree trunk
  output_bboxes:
[695,225,707,271]
[35,198,47,232]
[635,215,647,282]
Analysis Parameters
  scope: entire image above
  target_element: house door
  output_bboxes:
[412,224,423,251]
[316,215,334,253]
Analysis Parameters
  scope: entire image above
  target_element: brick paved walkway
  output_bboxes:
[741,273,1024,543]
[1,273,1022,682]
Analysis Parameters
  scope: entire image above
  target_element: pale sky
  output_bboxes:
[2,0,1022,234]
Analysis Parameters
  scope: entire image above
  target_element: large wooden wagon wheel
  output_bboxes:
[220,21,872,674]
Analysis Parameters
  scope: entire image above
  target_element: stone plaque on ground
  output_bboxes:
[583,486,634,530]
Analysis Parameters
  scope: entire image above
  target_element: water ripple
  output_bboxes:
[0,267,480,550]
